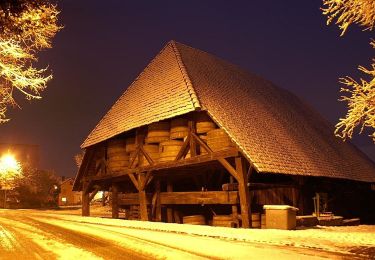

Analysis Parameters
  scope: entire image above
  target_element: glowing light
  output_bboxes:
[0,153,21,174]
[61,197,67,202]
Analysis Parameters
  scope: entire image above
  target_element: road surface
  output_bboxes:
[0,209,354,259]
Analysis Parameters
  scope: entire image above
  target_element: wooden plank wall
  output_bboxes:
[253,187,298,206]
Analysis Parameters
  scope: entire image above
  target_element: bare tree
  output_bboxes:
[322,0,375,141]
[0,0,61,122]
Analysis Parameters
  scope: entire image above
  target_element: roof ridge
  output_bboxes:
[170,41,201,109]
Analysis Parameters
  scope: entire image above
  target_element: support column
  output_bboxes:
[167,181,173,223]
[112,183,119,219]
[188,121,197,157]
[235,157,251,228]
[82,181,90,216]
[102,191,106,206]
[154,180,161,222]
[139,191,148,220]
[230,176,239,227]
[139,173,149,221]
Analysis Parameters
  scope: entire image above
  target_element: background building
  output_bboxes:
[58,178,82,206]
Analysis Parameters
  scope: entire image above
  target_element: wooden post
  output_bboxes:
[138,173,149,221]
[112,183,119,219]
[167,181,173,223]
[173,210,181,224]
[136,127,145,165]
[102,191,106,206]
[139,190,148,221]
[154,180,161,222]
[230,176,239,227]
[296,177,305,215]
[188,121,197,157]
[235,157,251,228]
[82,181,90,216]
[292,187,297,208]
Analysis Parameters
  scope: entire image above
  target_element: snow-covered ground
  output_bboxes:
[0,207,374,259]
[52,206,375,257]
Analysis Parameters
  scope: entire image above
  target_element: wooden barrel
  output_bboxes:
[196,113,216,134]
[107,139,129,173]
[125,137,136,153]
[159,140,187,162]
[212,215,235,227]
[261,214,266,229]
[207,129,234,151]
[146,122,170,143]
[183,215,205,225]
[170,118,189,140]
[107,139,126,155]
[139,144,159,166]
[252,213,261,228]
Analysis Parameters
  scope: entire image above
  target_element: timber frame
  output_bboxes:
[75,40,375,225]
[80,119,255,228]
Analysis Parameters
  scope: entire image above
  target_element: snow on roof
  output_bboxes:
[78,40,375,183]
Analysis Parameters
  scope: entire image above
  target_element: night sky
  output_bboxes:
[0,1,374,177]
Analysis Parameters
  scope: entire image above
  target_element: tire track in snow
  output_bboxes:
[0,215,102,260]
[0,216,53,259]
[20,216,149,260]
[30,216,213,259]
[32,215,332,260]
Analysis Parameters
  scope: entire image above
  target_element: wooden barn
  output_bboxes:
[73,41,375,228]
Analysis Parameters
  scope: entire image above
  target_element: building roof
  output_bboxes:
[81,41,375,183]
[61,177,74,186]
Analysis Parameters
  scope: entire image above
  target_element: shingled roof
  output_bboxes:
[81,40,375,183]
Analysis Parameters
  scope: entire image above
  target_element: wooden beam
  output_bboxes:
[167,181,173,223]
[118,191,239,205]
[140,146,154,166]
[153,180,161,221]
[119,193,152,205]
[129,146,140,169]
[82,181,90,216]
[146,175,154,187]
[230,176,239,227]
[88,185,101,202]
[236,157,251,228]
[94,158,104,175]
[188,121,197,157]
[87,148,239,182]
[136,128,145,166]
[139,191,148,221]
[75,148,95,191]
[174,134,191,161]
[174,210,181,224]
[102,191,107,206]
[191,132,212,155]
[138,173,149,221]
[218,158,239,181]
[139,171,152,191]
[112,183,119,219]
[160,191,239,205]
[128,173,139,190]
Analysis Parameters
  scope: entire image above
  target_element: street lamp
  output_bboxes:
[0,153,21,175]
[0,152,22,208]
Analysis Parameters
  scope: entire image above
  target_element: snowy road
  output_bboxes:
[0,209,361,259]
